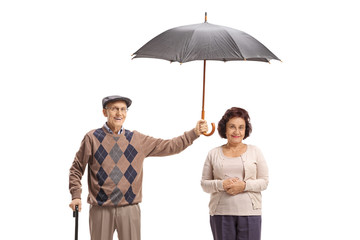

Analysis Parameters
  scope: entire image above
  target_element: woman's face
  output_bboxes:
[225,117,246,145]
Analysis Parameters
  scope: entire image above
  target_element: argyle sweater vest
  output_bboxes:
[69,126,198,207]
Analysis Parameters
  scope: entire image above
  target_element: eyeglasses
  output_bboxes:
[105,106,128,113]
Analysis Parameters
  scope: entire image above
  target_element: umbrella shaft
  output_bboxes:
[202,60,206,120]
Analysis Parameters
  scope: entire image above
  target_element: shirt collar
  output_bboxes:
[104,122,123,134]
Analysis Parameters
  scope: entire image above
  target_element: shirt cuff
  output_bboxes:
[71,190,82,200]
[217,180,224,191]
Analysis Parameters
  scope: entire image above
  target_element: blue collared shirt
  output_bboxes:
[104,122,123,134]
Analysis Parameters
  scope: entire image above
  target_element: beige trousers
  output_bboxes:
[89,204,141,240]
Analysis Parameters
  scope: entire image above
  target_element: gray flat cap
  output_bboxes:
[102,95,132,108]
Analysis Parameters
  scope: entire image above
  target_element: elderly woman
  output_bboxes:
[201,107,269,240]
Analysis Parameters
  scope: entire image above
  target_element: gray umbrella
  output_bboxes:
[133,13,280,136]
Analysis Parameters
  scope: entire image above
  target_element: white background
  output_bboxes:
[1,0,359,239]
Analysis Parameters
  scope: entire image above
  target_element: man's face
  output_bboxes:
[103,100,127,131]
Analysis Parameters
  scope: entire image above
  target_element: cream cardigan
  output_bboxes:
[201,145,269,215]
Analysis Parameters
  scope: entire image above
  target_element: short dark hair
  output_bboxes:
[217,107,252,139]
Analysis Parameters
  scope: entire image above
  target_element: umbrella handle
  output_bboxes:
[202,122,215,136]
[201,110,215,136]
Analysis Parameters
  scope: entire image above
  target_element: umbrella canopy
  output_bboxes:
[132,22,280,63]
[132,14,280,136]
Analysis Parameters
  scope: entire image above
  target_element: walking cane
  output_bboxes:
[73,205,79,240]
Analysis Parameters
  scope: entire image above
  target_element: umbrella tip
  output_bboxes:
[205,12,207,22]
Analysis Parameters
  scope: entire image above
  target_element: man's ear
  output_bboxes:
[103,109,108,117]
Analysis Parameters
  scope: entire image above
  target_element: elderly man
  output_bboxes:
[69,95,207,240]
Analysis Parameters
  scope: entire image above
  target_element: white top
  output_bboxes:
[201,145,269,216]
